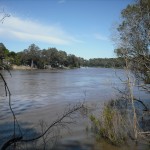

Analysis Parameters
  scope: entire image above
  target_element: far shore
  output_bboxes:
[10,65,122,70]
[11,65,36,70]
[11,65,72,70]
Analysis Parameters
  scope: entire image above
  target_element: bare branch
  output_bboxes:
[21,104,83,142]
[1,102,84,150]
[0,8,10,23]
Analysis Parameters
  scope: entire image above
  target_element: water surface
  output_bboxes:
[0,68,149,149]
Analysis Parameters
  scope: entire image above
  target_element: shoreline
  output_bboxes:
[11,65,35,70]
[11,65,71,70]
[10,65,122,70]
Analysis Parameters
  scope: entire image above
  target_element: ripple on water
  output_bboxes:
[0,68,149,149]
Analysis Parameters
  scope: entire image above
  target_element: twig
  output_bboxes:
[138,131,150,134]
[0,8,10,23]
[1,137,23,150]
[1,102,83,149]
[21,104,83,142]
[0,72,22,150]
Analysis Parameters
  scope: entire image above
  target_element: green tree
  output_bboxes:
[57,50,68,67]
[114,0,150,140]
[67,54,80,68]
[48,48,59,67]
[0,43,8,63]
[26,44,40,68]
[7,51,17,64]
[115,0,150,85]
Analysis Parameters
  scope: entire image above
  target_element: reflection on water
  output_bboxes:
[0,68,149,149]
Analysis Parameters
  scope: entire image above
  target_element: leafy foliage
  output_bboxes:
[0,43,125,69]
[87,57,125,68]
[90,100,129,145]
[0,43,82,69]
[115,0,150,84]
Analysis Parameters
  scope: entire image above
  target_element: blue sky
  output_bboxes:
[0,0,133,59]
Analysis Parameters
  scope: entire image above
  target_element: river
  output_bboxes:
[0,68,149,149]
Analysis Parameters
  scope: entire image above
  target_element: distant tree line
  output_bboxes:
[84,57,125,68]
[0,43,125,69]
[0,43,82,69]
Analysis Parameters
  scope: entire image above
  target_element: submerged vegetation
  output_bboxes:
[90,98,150,146]
[90,100,129,145]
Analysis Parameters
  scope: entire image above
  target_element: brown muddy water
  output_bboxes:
[0,68,149,149]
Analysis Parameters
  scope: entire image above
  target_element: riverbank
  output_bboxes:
[11,65,35,70]
[8,64,123,70]
[11,65,78,70]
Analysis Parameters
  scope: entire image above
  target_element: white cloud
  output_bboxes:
[58,0,66,4]
[94,33,108,41]
[0,14,83,45]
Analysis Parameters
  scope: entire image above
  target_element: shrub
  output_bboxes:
[90,100,131,145]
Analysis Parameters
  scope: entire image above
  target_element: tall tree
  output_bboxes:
[115,0,150,86]
[0,43,9,63]
[114,0,150,140]
[57,50,67,67]
[67,54,80,68]
[26,44,40,68]
[0,43,6,61]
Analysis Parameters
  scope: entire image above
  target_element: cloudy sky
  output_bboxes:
[0,0,133,59]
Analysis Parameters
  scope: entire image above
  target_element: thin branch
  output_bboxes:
[0,8,10,23]
[138,131,150,134]
[2,102,83,149]
[0,72,23,150]
[21,104,83,142]
[1,137,23,150]
[0,73,11,96]
[114,86,149,111]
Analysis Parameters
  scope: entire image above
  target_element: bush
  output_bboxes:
[90,100,131,145]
